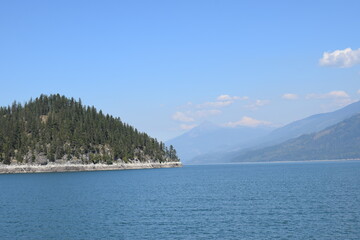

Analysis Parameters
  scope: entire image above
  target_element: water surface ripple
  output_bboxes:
[1,161,359,239]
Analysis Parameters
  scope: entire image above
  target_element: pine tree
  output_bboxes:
[0,94,180,165]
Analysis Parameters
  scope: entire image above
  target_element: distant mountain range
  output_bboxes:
[232,113,360,162]
[166,121,273,163]
[260,100,360,146]
[169,100,360,164]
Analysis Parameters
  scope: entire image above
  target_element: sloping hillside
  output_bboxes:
[262,100,360,145]
[166,121,272,163]
[232,113,360,162]
[0,94,180,165]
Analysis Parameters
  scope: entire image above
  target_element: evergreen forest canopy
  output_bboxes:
[0,94,180,165]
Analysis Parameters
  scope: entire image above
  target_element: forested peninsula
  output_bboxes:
[0,94,181,173]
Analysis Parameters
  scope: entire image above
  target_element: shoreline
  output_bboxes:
[0,162,182,174]
[187,158,360,166]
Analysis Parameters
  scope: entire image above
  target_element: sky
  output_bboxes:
[1,0,360,141]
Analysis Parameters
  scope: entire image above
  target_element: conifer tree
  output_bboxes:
[0,94,180,165]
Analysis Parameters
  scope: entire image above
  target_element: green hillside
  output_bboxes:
[232,113,360,162]
[0,94,179,165]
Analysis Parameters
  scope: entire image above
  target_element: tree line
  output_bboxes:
[0,94,179,165]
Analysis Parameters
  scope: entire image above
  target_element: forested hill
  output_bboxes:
[0,94,180,165]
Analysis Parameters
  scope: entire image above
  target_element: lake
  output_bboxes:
[1,161,360,239]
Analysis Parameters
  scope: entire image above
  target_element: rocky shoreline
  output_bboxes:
[0,162,182,174]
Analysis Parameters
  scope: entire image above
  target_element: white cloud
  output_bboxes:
[216,94,248,101]
[198,94,248,108]
[246,99,270,110]
[328,91,349,98]
[217,94,237,101]
[319,48,360,68]
[173,94,248,125]
[306,90,349,99]
[306,90,356,110]
[282,93,299,100]
[200,100,234,108]
[180,124,197,130]
[224,116,272,128]
[172,112,195,122]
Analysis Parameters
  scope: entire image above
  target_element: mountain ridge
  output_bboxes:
[166,121,274,163]
[231,112,360,162]
[262,100,360,145]
[184,101,360,164]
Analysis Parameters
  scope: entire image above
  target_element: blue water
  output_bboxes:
[1,161,360,239]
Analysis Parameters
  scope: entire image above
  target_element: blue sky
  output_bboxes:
[1,0,360,141]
